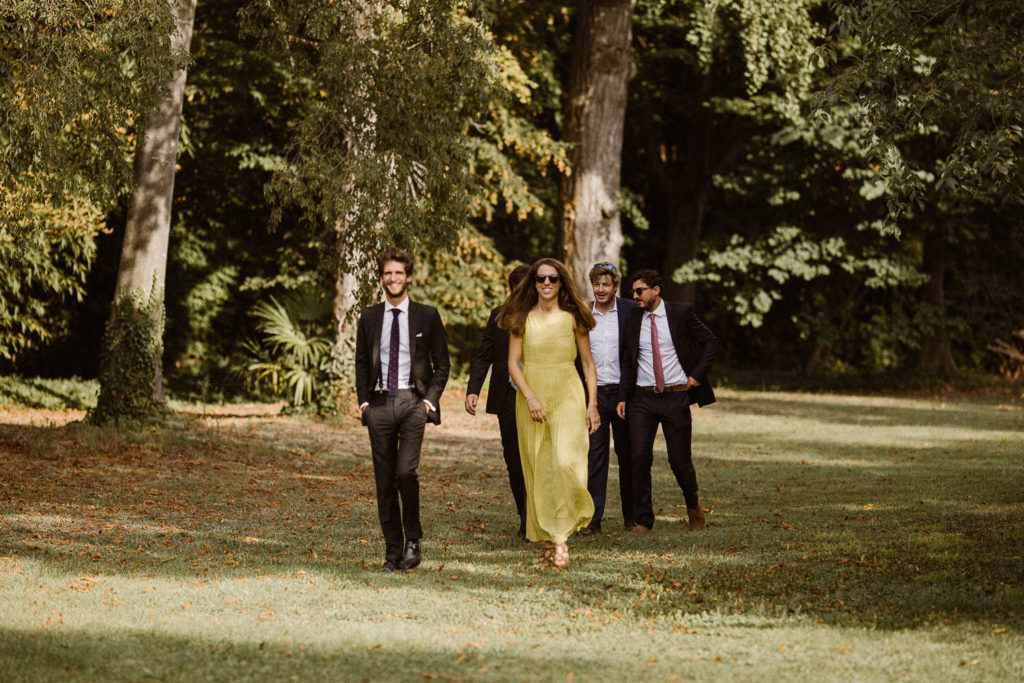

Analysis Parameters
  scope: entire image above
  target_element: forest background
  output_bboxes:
[2,0,1023,418]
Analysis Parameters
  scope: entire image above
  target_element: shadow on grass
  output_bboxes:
[0,625,640,681]
[1,401,1022,635]
[716,391,1024,432]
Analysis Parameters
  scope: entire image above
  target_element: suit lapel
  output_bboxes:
[409,300,424,364]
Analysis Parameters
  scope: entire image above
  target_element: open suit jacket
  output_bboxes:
[355,299,450,425]
[576,297,637,385]
[617,301,717,407]
[466,305,512,415]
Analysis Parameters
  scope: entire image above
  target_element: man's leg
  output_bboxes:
[585,388,616,530]
[610,395,635,528]
[394,392,427,543]
[660,392,699,510]
[627,391,660,530]
[365,396,404,565]
[497,392,526,534]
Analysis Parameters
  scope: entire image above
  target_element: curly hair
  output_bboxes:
[497,258,595,336]
[378,247,413,276]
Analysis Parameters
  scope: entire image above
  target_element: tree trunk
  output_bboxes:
[919,230,958,373]
[557,0,635,295]
[92,0,197,423]
[661,181,711,304]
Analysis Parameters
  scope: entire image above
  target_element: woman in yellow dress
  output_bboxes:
[498,258,600,568]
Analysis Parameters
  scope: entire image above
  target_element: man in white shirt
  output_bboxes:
[616,269,717,533]
[355,248,450,571]
[579,263,636,535]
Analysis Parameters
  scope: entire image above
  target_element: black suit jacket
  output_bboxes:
[355,299,450,424]
[466,305,513,415]
[618,301,717,407]
[577,297,637,384]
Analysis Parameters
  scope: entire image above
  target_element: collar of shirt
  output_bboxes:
[385,296,410,315]
[648,299,666,319]
[592,299,618,316]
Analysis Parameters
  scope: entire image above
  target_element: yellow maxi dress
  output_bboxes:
[516,311,594,543]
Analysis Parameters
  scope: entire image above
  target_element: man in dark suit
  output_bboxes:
[616,269,716,533]
[579,262,637,535]
[355,247,450,572]
[465,265,531,539]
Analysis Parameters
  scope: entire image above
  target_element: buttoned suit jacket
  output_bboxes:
[618,301,717,407]
[355,299,450,425]
[466,305,513,415]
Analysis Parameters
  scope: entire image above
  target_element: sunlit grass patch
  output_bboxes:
[1,387,1022,680]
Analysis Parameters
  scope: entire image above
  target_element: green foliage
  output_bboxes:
[819,0,1024,217]
[0,188,102,365]
[89,287,166,425]
[0,0,182,217]
[243,0,500,302]
[0,375,98,410]
[243,293,333,410]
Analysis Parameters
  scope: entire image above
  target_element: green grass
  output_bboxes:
[1,386,1022,681]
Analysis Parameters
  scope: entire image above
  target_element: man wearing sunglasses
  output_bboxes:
[616,269,717,533]
[578,262,637,535]
[465,265,531,540]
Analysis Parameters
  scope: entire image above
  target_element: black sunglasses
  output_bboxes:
[536,274,561,284]
[632,286,650,295]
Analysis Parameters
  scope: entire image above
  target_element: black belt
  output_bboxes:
[597,384,619,392]
[374,388,416,396]
[638,385,689,393]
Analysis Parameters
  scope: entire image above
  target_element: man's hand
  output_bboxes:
[686,377,701,389]
[616,401,626,420]
[464,393,479,416]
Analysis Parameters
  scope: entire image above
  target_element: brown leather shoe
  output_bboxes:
[686,506,706,530]
[627,524,652,534]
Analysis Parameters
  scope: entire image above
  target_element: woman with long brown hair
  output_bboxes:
[498,258,600,568]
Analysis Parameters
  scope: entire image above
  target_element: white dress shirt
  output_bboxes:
[590,300,621,386]
[636,300,688,388]
[378,296,412,391]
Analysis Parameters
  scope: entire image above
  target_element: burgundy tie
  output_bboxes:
[650,313,665,392]
[387,309,401,396]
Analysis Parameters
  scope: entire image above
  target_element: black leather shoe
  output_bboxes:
[578,524,601,536]
[379,559,402,573]
[403,539,421,570]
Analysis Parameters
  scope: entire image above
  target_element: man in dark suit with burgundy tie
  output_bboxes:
[465,265,531,539]
[355,247,450,572]
[616,269,716,533]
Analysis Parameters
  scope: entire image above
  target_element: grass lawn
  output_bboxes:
[1,384,1022,681]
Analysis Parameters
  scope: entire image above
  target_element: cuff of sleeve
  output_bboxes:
[359,402,369,411]
[423,399,436,412]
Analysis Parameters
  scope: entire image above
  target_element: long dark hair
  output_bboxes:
[497,258,595,336]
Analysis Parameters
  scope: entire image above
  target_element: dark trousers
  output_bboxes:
[587,385,633,527]
[627,389,699,529]
[496,390,527,530]
[365,390,426,562]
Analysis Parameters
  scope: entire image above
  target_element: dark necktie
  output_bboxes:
[387,308,401,396]
[650,313,665,392]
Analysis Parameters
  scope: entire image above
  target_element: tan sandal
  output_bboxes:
[552,542,570,568]
[539,543,555,567]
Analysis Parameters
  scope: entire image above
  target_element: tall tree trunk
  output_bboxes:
[919,230,958,373]
[661,180,711,304]
[92,0,197,423]
[557,0,635,295]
